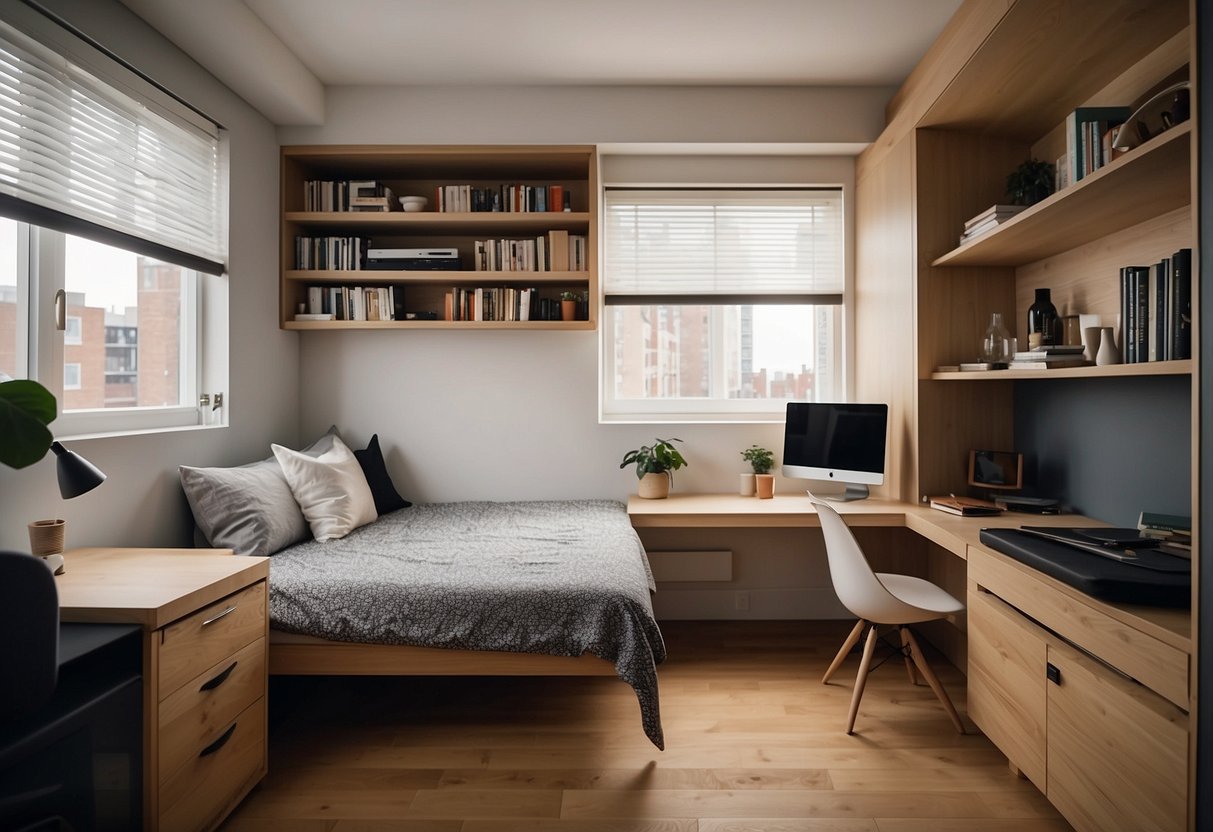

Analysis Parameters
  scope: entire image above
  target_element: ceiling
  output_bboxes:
[119,0,963,125]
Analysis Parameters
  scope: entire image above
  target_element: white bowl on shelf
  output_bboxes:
[399,196,429,212]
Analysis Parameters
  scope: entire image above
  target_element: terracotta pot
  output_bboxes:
[637,471,671,499]
[561,299,577,321]
[755,473,775,499]
[739,473,756,496]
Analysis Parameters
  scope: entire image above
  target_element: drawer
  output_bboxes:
[159,581,266,697]
[159,696,266,832]
[158,638,265,784]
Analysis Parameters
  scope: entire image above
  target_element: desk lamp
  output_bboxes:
[27,441,106,574]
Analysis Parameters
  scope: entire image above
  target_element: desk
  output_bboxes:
[627,493,1192,832]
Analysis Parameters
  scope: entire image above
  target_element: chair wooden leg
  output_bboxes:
[845,624,879,735]
[899,626,919,686]
[822,619,867,685]
[903,627,965,734]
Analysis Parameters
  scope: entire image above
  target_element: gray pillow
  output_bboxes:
[181,427,340,556]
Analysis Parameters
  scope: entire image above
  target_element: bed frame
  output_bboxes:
[267,634,617,676]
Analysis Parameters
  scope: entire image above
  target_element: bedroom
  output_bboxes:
[0,0,1207,830]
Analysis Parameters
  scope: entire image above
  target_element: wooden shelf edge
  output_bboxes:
[282,320,596,331]
[284,211,592,224]
[284,270,590,284]
[929,359,1191,381]
[931,124,1191,268]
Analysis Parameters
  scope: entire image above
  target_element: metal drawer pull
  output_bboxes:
[198,722,237,758]
[201,605,237,627]
[199,661,238,692]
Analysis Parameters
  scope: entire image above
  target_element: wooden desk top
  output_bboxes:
[56,547,269,630]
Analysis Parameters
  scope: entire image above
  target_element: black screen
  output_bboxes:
[782,402,888,475]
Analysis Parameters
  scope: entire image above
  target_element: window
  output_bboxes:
[0,4,226,435]
[601,188,844,422]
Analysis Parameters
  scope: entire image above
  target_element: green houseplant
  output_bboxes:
[741,445,777,498]
[0,378,57,469]
[1005,157,1055,206]
[620,438,687,499]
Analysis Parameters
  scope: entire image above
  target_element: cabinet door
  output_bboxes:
[1046,640,1187,832]
[966,584,1047,788]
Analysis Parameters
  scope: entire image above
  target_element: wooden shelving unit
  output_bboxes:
[931,359,1192,381]
[279,145,598,330]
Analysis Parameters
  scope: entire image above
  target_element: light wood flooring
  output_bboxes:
[221,621,1071,831]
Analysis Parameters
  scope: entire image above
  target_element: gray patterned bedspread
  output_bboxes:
[269,499,666,748]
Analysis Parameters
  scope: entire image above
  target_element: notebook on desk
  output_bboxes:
[928,495,1002,517]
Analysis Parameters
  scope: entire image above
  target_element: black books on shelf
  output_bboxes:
[295,236,368,270]
[436,183,569,213]
[1119,248,1191,364]
[445,287,561,322]
[1065,106,1130,186]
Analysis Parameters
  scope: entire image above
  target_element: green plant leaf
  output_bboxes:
[0,379,57,469]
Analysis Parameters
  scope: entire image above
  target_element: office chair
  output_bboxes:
[0,550,59,717]
[809,496,965,734]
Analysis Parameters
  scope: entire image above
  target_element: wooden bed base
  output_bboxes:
[267,638,617,677]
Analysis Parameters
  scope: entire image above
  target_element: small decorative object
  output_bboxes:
[1006,157,1055,206]
[741,445,776,499]
[1027,288,1060,348]
[1061,314,1081,346]
[398,195,429,212]
[739,473,756,496]
[620,438,687,500]
[560,291,579,322]
[28,519,66,575]
[979,312,1013,365]
[1096,326,1121,365]
[1112,82,1190,151]
[1082,326,1102,363]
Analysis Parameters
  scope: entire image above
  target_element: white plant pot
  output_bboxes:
[740,473,756,496]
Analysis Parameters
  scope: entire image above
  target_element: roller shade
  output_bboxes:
[0,17,225,274]
[604,188,842,301]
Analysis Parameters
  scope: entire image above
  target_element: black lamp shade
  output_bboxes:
[51,441,106,499]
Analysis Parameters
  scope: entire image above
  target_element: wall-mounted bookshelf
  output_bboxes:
[930,358,1192,381]
[279,145,598,330]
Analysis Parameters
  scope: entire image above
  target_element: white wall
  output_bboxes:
[0,0,299,551]
[285,84,883,618]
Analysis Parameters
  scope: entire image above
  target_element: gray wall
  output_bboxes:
[0,0,299,551]
[1014,376,1192,526]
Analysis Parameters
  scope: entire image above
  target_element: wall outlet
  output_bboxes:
[734,591,751,611]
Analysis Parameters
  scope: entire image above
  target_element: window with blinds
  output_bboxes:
[601,187,845,423]
[0,15,225,274]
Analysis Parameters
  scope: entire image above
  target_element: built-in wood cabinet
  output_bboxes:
[279,145,598,330]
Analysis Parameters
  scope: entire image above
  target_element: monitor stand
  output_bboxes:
[819,484,870,502]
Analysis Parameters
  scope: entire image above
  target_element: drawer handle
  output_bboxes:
[201,605,237,627]
[198,722,237,758]
[199,660,238,692]
[1046,662,1061,685]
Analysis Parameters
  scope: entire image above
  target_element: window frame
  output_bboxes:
[599,184,847,424]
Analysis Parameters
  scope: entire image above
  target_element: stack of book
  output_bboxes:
[1137,511,1192,559]
[307,285,401,321]
[1008,345,1089,370]
[958,204,1026,245]
[1065,106,1130,186]
[295,236,367,270]
[436,183,569,213]
[303,180,396,212]
[473,230,588,272]
[1120,248,1192,363]
[445,287,556,322]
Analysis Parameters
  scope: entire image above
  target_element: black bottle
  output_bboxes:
[1027,288,1059,348]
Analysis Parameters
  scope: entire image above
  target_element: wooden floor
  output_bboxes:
[221,621,1071,831]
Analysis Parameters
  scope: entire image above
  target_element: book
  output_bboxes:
[964,204,1026,229]
[1172,248,1191,360]
[1137,511,1192,533]
[1008,359,1088,370]
[1153,259,1169,361]
[959,362,1004,371]
[928,495,1002,517]
[1011,348,1084,360]
[1066,106,1130,183]
[293,313,333,322]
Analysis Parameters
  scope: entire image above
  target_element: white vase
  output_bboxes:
[1095,326,1121,365]
[739,473,756,496]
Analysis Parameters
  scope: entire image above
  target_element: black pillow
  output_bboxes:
[354,434,411,515]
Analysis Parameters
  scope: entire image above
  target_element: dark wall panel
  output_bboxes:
[1013,376,1191,526]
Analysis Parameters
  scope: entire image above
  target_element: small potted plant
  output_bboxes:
[1006,157,1055,206]
[560,291,579,322]
[741,445,776,499]
[620,438,687,499]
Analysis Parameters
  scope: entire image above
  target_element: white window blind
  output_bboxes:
[604,188,843,302]
[0,16,225,274]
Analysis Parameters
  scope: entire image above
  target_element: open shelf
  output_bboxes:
[283,319,595,331]
[285,211,592,233]
[285,270,587,284]
[932,124,1190,268]
[930,359,1191,381]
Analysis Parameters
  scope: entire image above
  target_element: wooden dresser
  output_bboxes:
[55,547,269,832]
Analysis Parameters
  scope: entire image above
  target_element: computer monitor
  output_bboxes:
[781,402,888,501]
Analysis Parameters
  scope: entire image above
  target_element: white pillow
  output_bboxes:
[272,435,378,541]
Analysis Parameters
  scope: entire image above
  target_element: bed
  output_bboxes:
[263,499,666,748]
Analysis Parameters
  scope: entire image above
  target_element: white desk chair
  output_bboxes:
[809,495,965,735]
